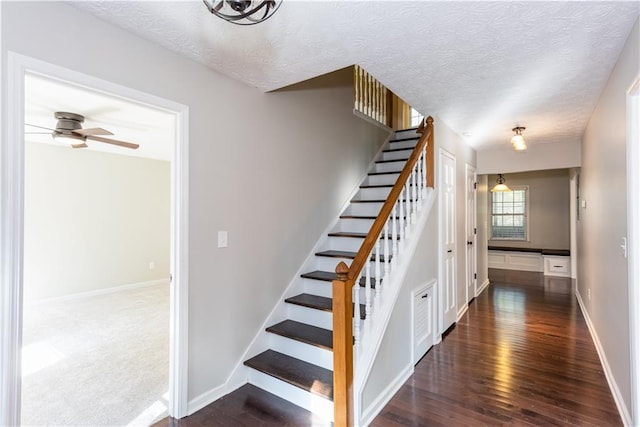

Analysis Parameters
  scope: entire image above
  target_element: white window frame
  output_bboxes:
[490,185,530,241]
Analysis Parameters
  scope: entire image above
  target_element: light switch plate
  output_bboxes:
[218,231,228,248]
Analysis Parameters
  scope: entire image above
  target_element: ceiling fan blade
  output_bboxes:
[73,127,114,137]
[87,135,139,150]
[25,123,55,132]
[71,142,89,149]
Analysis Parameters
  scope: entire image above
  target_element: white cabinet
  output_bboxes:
[412,280,436,364]
[543,255,571,277]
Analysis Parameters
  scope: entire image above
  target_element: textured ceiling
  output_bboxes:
[71,1,639,151]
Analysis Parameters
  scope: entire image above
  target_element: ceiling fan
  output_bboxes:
[25,112,139,150]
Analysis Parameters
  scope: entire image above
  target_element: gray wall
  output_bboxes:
[578,18,638,417]
[487,169,570,251]
[2,2,389,403]
[24,142,171,300]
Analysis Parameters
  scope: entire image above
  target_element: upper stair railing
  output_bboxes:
[353,65,416,129]
[332,116,435,426]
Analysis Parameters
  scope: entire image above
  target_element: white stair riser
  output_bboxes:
[337,218,375,233]
[342,202,384,217]
[326,236,365,252]
[394,129,420,139]
[374,161,405,174]
[247,370,334,423]
[381,149,413,161]
[388,139,418,150]
[268,333,333,370]
[312,256,353,272]
[303,278,333,298]
[355,187,392,200]
[365,174,400,186]
[286,303,333,332]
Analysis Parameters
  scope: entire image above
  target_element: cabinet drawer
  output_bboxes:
[544,256,571,277]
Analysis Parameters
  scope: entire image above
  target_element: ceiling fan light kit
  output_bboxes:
[202,0,282,25]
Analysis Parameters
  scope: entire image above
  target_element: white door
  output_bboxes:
[466,164,477,303]
[439,149,456,332]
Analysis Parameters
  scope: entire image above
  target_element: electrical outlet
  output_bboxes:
[149,261,155,270]
[218,231,228,248]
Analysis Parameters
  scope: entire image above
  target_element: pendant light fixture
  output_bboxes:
[511,126,527,151]
[202,0,282,25]
[491,174,511,192]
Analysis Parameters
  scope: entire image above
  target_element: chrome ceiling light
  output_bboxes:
[491,174,511,192]
[202,0,282,25]
[511,126,527,151]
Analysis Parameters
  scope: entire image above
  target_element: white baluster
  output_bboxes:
[404,182,411,233]
[353,275,362,354]
[384,219,390,284]
[365,258,372,330]
[417,153,424,206]
[398,193,405,242]
[411,163,418,223]
[374,239,381,312]
[354,66,360,111]
[422,145,428,197]
[392,203,399,264]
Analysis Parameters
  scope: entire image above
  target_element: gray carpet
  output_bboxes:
[21,284,169,426]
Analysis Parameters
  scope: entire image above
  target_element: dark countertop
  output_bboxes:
[488,246,570,256]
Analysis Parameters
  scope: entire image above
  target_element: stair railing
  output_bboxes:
[332,116,434,426]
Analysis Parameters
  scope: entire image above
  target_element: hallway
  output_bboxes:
[155,269,622,426]
[372,269,622,426]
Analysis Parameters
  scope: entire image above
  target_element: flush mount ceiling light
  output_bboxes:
[491,174,511,192]
[202,0,282,25]
[511,126,527,151]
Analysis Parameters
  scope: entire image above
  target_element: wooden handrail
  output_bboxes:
[347,116,433,282]
[332,116,434,426]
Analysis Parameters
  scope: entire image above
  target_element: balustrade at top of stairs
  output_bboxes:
[242,118,435,426]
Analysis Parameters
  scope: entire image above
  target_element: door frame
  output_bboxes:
[438,148,456,335]
[465,164,477,301]
[627,77,639,426]
[0,52,190,425]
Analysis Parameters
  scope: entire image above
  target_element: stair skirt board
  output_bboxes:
[248,369,334,423]
[359,363,414,426]
[222,128,428,420]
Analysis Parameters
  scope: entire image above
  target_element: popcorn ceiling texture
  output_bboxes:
[72,1,639,150]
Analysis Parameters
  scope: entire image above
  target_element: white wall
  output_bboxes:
[577,18,639,421]
[24,141,170,300]
[1,2,389,403]
[477,140,581,175]
[487,169,570,251]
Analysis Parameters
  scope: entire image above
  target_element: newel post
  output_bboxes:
[425,116,435,188]
[332,261,354,427]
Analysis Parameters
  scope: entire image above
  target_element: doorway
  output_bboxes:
[439,148,456,333]
[465,164,477,303]
[1,53,189,425]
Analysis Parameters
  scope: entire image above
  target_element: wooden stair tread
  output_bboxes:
[244,350,333,400]
[360,184,393,189]
[301,270,378,287]
[341,214,407,220]
[368,171,401,176]
[285,293,366,319]
[327,231,400,240]
[375,158,409,164]
[315,250,391,262]
[266,319,333,350]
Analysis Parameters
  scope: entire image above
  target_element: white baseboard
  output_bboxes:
[456,303,468,322]
[575,290,632,426]
[187,383,228,416]
[476,278,490,297]
[27,278,169,305]
[359,363,413,427]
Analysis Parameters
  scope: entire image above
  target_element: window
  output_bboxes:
[410,108,423,127]
[491,187,528,240]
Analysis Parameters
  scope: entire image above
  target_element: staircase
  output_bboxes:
[240,126,433,423]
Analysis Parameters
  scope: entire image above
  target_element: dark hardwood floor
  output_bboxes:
[154,269,621,426]
[372,269,622,426]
